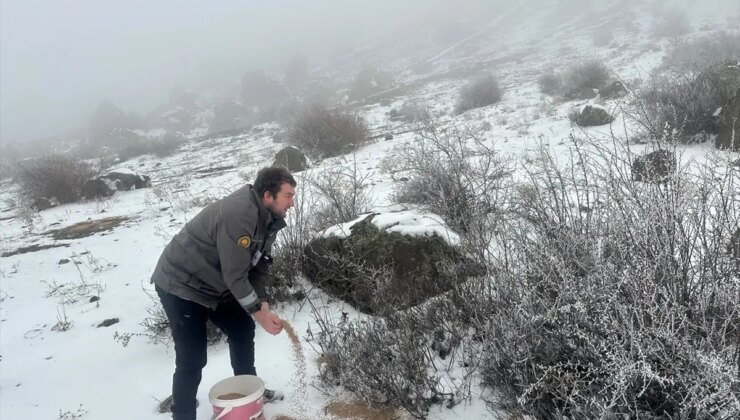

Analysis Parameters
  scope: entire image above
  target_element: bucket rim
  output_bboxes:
[208,375,265,408]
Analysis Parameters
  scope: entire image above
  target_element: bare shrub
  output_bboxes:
[16,154,99,204]
[306,159,374,229]
[311,290,479,418]
[629,62,740,141]
[540,61,611,99]
[267,186,317,304]
[398,102,432,123]
[384,119,510,242]
[476,139,740,418]
[661,32,740,74]
[538,72,563,96]
[561,60,611,99]
[349,65,392,101]
[288,104,369,158]
[454,75,503,114]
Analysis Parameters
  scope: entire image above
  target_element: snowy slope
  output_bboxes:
[1,2,739,419]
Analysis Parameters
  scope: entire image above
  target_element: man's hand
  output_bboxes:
[252,303,283,335]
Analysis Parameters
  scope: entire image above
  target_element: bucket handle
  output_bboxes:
[212,406,232,420]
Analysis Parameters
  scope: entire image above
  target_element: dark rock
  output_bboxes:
[389,109,402,121]
[716,87,740,151]
[81,179,116,200]
[89,296,100,303]
[632,150,676,183]
[101,172,151,190]
[571,105,614,127]
[273,146,308,172]
[599,81,628,99]
[385,133,394,140]
[97,318,119,328]
[302,213,484,315]
[33,197,56,211]
[57,259,70,265]
[399,177,410,182]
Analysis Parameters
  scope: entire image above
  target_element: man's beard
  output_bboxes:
[266,203,286,219]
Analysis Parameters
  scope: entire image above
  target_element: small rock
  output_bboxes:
[89,296,101,303]
[97,318,119,328]
[58,259,70,265]
[399,177,410,182]
[385,134,394,140]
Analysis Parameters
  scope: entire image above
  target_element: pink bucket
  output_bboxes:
[208,375,265,420]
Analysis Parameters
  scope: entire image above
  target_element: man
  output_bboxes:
[151,166,296,420]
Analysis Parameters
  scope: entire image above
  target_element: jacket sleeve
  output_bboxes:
[215,200,260,309]
[249,257,272,302]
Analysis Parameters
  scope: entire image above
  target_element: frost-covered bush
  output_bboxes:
[539,60,612,100]
[454,75,503,114]
[661,32,740,74]
[384,120,509,237]
[313,289,480,418]
[16,154,99,205]
[631,61,740,141]
[288,104,368,158]
[476,142,740,418]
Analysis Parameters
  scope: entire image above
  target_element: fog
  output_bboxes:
[2,0,722,147]
[1,0,500,145]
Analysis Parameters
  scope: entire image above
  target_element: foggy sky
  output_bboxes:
[1,0,477,146]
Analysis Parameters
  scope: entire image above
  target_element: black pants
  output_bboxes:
[156,286,256,420]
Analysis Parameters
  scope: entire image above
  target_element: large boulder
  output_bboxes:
[631,150,676,183]
[302,210,483,315]
[32,197,57,211]
[101,172,151,190]
[716,87,740,151]
[571,104,614,127]
[81,172,151,200]
[273,147,307,172]
[81,178,116,200]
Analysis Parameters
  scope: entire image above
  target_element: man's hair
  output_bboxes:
[254,166,296,198]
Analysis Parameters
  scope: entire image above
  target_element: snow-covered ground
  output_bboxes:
[1,2,739,419]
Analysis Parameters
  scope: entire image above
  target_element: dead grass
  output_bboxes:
[48,216,128,240]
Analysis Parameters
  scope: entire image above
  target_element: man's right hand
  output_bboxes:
[252,304,283,335]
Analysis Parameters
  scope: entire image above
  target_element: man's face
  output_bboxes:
[263,183,295,219]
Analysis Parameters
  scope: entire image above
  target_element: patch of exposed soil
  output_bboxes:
[48,216,128,240]
[2,243,70,257]
[324,400,397,420]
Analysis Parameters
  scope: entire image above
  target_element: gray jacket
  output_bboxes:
[151,185,286,309]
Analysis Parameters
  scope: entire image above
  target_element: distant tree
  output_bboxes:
[349,65,392,101]
[284,54,309,89]
[240,70,287,109]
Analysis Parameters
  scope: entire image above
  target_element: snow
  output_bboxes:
[320,209,460,246]
[1,3,739,419]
